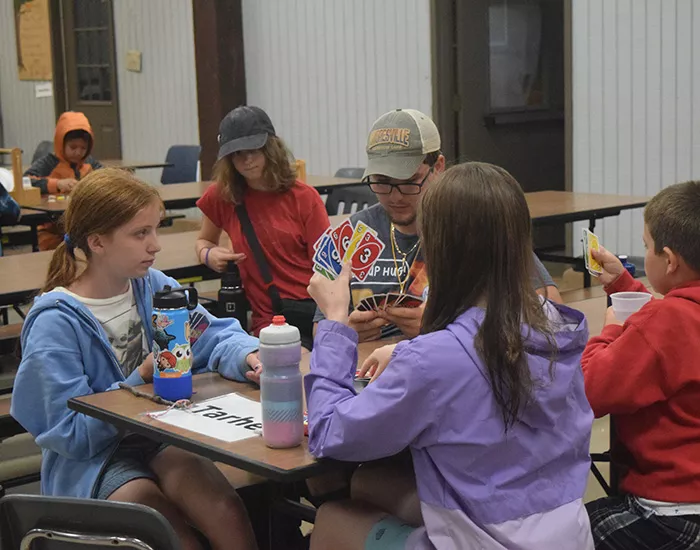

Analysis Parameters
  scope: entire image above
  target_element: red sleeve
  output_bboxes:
[196,183,230,229]
[582,303,668,417]
[300,186,330,259]
[604,270,652,295]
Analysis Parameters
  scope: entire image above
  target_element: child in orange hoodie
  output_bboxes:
[24,112,102,250]
[583,181,700,549]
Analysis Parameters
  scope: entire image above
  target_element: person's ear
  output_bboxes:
[663,246,679,275]
[434,154,446,174]
[86,233,106,257]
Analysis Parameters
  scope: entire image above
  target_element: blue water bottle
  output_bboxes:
[152,285,198,401]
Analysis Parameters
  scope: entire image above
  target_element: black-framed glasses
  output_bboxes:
[364,167,433,195]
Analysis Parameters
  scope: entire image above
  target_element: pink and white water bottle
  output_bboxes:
[259,316,304,448]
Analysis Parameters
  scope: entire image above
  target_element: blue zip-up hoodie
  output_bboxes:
[11,268,260,498]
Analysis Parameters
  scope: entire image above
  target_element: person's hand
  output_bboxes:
[379,303,425,339]
[245,351,262,385]
[604,306,624,327]
[203,246,246,272]
[56,178,77,193]
[307,263,352,325]
[358,344,397,383]
[138,353,154,383]
[348,309,388,342]
[591,246,625,286]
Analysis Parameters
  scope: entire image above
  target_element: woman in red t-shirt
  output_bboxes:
[196,106,329,347]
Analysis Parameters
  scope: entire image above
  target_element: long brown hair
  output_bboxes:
[211,135,297,204]
[42,168,163,293]
[419,162,555,429]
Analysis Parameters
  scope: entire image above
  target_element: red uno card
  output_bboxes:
[350,230,385,281]
[396,295,424,308]
[331,219,355,260]
[383,293,403,310]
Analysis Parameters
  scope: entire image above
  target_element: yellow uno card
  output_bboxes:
[342,221,372,263]
[582,228,603,275]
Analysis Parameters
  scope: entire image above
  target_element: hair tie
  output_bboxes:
[63,233,75,251]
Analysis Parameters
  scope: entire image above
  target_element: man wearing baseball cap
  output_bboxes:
[313,108,560,342]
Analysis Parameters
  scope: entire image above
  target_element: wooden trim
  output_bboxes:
[192,0,246,181]
[432,0,458,163]
[564,0,574,255]
[49,0,66,116]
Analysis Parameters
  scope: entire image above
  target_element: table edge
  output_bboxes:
[67,396,336,483]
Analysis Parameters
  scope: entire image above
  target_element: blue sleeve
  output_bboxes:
[304,321,438,461]
[149,271,259,382]
[11,313,119,460]
[532,253,556,289]
[0,185,20,222]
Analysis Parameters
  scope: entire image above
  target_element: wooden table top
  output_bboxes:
[526,191,649,222]
[101,160,173,171]
[69,337,398,482]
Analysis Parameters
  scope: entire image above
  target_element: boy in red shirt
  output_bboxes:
[583,181,700,549]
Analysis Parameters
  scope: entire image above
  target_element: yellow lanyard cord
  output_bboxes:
[390,224,420,295]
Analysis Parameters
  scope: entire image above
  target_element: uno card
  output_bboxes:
[318,233,343,275]
[396,295,424,309]
[349,230,385,281]
[313,263,335,280]
[331,219,355,260]
[582,228,603,275]
[313,226,332,251]
[371,294,386,311]
[342,221,374,263]
[356,297,372,311]
[383,292,403,310]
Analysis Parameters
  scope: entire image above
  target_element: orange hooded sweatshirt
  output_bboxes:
[24,112,103,249]
[24,111,102,195]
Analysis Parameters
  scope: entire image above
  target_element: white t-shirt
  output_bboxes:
[51,283,148,377]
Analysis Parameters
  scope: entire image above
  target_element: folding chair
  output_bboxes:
[0,494,181,549]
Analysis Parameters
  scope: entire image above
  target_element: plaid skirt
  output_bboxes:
[587,496,700,550]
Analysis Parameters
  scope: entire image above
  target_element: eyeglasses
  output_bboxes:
[364,167,433,196]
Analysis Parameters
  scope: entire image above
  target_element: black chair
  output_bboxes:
[161,145,201,185]
[0,494,182,549]
[31,141,53,163]
[333,167,365,179]
[325,186,378,216]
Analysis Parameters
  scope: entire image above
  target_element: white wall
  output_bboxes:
[241,0,433,177]
[572,0,700,258]
[112,0,200,184]
[0,0,56,164]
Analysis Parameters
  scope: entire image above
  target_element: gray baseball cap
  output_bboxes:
[217,106,276,160]
[364,109,441,180]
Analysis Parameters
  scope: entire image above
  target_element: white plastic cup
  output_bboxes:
[610,292,652,322]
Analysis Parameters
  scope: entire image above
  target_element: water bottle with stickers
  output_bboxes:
[152,285,198,401]
[259,316,304,448]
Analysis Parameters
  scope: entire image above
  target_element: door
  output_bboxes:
[435,0,568,249]
[57,0,121,159]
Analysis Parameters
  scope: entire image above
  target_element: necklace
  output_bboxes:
[390,223,420,293]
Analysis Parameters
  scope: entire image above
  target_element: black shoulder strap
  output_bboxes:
[235,203,284,313]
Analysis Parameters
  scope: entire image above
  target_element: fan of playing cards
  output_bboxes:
[313,219,386,281]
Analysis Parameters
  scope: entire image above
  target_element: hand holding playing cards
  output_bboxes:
[308,262,352,325]
[358,344,398,383]
[379,303,425,339]
[206,246,247,272]
[348,309,387,343]
[591,246,625,286]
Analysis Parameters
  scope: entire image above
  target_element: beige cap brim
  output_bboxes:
[363,153,425,181]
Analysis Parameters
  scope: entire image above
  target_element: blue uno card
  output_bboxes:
[317,234,342,276]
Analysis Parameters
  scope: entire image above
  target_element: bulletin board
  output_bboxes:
[15,0,53,81]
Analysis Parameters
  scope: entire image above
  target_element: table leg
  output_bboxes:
[30,224,39,253]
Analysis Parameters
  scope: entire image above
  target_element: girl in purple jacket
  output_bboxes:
[306,162,594,549]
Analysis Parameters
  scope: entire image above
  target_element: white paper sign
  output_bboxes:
[155,393,263,443]
[35,82,53,98]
